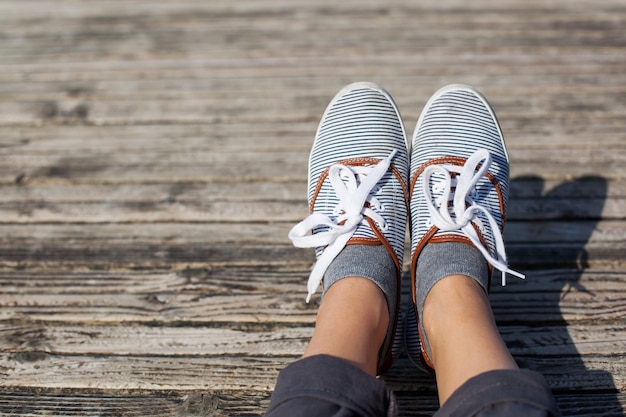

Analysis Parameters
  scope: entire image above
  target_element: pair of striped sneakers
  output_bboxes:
[288,82,525,374]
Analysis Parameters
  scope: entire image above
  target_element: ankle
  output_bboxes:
[303,277,389,375]
[424,276,518,403]
[328,277,389,326]
[422,274,490,366]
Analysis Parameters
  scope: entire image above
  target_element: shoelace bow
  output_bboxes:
[423,149,525,286]
[289,150,398,302]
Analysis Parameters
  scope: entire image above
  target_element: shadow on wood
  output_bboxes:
[508,175,623,416]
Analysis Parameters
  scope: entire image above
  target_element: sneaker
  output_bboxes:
[405,84,524,371]
[288,82,409,374]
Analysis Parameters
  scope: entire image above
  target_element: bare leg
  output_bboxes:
[302,277,389,376]
[422,274,518,404]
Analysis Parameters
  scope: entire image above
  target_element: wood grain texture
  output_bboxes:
[0,0,625,415]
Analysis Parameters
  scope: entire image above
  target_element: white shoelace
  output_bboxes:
[423,149,525,286]
[289,150,397,302]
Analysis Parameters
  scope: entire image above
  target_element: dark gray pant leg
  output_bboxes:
[435,369,562,417]
[265,354,396,417]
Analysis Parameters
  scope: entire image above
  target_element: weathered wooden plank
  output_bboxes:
[395,393,626,417]
[0,391,623,417]
[0,392,202,417]
[0,269,624,325]
[0,292,316,326]
[0,178,311,222]
[0,199,308,224]
[0,325,311,357]
[0,196,620,223]
[0,182,308,204]
[552,394,626,417]
[0,0,622,23]
[2,140,623,167]
[1,176,622,204]
[0,73,624,133]
[0,241,623,271]
[0,0,623,16]
[0,194,621,223]
[0,353,622,393]
[0,354,289,392]
[0,220,622,258]
[2,267,623,295]
[0,219,621,246]
[1,148,625,186]
[0,176,623,223]
[505,220,626,244]
[0,267,302,295]
[2,74,626,104]
[1,29,623,63]
[0,391,280,417]
[385,356,625,393]
[0,223,293,243]
[0,323,621,359]
[1,50,623,79]
[0,222,305,268]
[1,74,625,118]
[1,92,626,131]
[0,2,623,62]
[501,325,626,357]
[0,151,310,184]
[0,120,624,158]
[0,124,316,155]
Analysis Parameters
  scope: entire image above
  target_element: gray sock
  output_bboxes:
[415,242,489,361]
[323,244,398,366]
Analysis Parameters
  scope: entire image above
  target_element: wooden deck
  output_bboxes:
[1,0,625,415]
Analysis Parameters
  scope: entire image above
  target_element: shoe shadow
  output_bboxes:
[387,175,623,416]
[499,175,624,416]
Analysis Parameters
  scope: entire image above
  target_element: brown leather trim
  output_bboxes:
[377,256,402,375]
[366,216,403,375]
[429,234,473,245]
[410,226,437,303]
[310,156,410,215]
[346,237,380,246]
[407,155,507,370]
[306,155,409,374]
[309,154,410,301]
[369,217,401,272]
[310,166,330,213]
[408,235,437,373]
[409,228,495,371]
[409,156,463,201]
[409,156,506,225]
[416,302,435,372]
